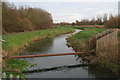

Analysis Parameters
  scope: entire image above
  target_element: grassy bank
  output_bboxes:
[73,26,95,30]
[67,27,119,75]
[2,26,74,76]
[67,27,105,52]
[3,26,74,56]
[3,58,36,78]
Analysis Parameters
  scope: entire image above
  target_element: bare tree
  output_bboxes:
[103,14,108,23]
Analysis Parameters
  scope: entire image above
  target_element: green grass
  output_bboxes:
[2,26,74,77]
[5,58,36,68]
[72,28,105,39]
[67,27,119,74]
[67,28,105,51]
[3,58,36,78]
[5,59,35,71]
[3,26,74,55]
[73,27,95,29]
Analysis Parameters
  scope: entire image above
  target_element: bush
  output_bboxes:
[2,2,53,33]
[105,16,120,29]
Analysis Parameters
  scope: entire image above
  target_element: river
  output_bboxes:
[20,30,117,78]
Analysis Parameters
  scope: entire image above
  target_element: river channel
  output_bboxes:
[20,30,117,78]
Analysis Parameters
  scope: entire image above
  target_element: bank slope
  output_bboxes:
[67,28,105,52]
[3,27,74,56]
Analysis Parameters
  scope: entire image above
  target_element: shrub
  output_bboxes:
[105,16,120,29]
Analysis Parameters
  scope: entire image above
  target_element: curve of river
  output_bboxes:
[20,30,117,78]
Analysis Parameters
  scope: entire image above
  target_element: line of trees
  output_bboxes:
[74,14,109,25]
[2,2,53,33]
[56,14,119,29]
[55,14,110,26]
[74,14,120,28]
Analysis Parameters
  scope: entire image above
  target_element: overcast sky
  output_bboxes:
[7,0,119,23]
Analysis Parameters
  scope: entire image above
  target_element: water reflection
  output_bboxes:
[20,34,75,55]
[20,38,53,55]
[87,66,117,78]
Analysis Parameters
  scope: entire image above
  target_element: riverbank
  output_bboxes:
[3,26,74,56]
[67,27,105,65]
[67,27,105,52]
[2,26,75,77]
[67,27,119,75]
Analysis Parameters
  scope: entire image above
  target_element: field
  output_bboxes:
[73,25,104,28]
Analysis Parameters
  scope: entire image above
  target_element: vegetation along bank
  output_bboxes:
[2,26,74,77]
[3,26,74,56]
[67,27,119,75]
[67,27,105,52]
